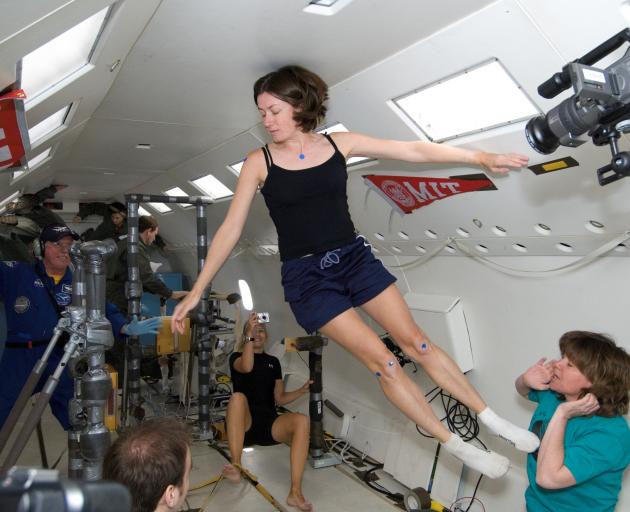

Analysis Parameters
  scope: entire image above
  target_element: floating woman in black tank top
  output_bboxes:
[173,65,538,487]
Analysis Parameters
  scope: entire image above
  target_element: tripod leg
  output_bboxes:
[0,338,79,473]
[35,420,48,468]
[0,329,63,451]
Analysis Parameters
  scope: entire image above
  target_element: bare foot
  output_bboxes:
[287,492,313,511]
[221,464,241,483]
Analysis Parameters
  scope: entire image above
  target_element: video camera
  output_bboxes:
[525,28,630,186]
[1,467,131,512]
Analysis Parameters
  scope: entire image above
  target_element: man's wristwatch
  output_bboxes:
[243,336,255,343]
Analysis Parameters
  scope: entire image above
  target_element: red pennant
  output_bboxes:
[363,173,497,214]
[0,89,29,171]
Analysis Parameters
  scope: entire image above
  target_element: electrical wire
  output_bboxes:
[413,386,487,511]
[415,388,484,445]
[450,485,486,512]
[361,464,404,504]
[296,350,309,369]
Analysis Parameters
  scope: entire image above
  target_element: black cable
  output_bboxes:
[361,464,404,504]
[464,474,484,512]
[415,388,483,444]
[296,350,309,369]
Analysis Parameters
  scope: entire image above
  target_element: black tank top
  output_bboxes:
[260,134,356,261]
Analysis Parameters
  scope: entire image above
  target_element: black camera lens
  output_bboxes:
[525,115,560,154]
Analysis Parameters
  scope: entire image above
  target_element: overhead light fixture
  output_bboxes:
[303,0,354,16]
[164,186,192,207]
[228,159,245,176]
[28,147,52,170]
[28,105,71,146]
[190,173,233,200]
[136,143,152,150]
[147,202,172,214]
[137,205,151,216]
[392,58,539,142]
[21,6,111,104]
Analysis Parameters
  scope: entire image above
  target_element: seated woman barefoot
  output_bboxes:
[223,312,313,511]
[516,331,630,512]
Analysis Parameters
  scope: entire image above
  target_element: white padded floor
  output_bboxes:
[2,404,402,512]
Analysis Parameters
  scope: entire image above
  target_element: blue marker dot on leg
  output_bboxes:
[375,371,381,377]
[388,360,394,367]
[421,342,428,351]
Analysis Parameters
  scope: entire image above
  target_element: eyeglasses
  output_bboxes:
[47,240,74,251]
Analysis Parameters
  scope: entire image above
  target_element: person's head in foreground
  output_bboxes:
[103,417,192,512]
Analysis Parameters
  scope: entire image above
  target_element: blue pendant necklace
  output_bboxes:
[299,140,305,160]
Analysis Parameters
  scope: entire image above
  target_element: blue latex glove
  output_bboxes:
[123,315,162,336]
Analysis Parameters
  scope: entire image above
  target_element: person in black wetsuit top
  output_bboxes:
[223,312,312,511]
[173,65,537,480]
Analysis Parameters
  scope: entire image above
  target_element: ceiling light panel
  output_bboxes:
[190,174,233,200]
[28,105,71,145]
[21,6,110,103]
[392,59,540,142]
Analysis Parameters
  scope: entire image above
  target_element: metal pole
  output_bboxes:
[122,199,143,427]
[196,201,212,438]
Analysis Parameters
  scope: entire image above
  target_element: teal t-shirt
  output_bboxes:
[525,389,630,512]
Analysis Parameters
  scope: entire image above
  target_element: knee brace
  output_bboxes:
[375,358,399,378]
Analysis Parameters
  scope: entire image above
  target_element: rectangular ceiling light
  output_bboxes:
[317,122,374,166]
[392,59,540,142]
[165,186,192,207]
[228,159,245,176]
[28,147,52,170]
[303,0,354,15]
[138,205,151,216]
[28,105,71,145]
[147,202,172,214]
[21,6,110,103]
[0,190,21,214]
[190,174,233,200]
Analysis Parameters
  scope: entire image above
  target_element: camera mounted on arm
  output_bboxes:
[525,28,630,185]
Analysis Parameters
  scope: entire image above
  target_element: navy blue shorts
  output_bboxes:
[281,236,397,333]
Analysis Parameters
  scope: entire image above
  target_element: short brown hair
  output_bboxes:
[103,417,190,512]
[138,215,158,234]
[559,331,630,416]
[253,65,328,132]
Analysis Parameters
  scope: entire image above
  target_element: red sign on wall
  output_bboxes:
[363,173,497,214]
[0,89,29,172]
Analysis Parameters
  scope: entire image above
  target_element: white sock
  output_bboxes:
[478,407,540,453]
[442,434,510,479]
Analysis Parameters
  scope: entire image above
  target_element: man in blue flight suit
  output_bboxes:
[0,223,160,430]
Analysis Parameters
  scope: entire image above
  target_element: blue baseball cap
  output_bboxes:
[40,223,80,244]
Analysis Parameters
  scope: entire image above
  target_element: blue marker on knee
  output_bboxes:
[376,360,396,378]
[419,340,428,352]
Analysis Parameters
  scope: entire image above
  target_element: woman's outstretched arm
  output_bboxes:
[332,132,529,174]
[171,149,265,334]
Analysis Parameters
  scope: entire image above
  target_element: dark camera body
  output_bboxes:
[0,467,131,512]
[525,29,630,185]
